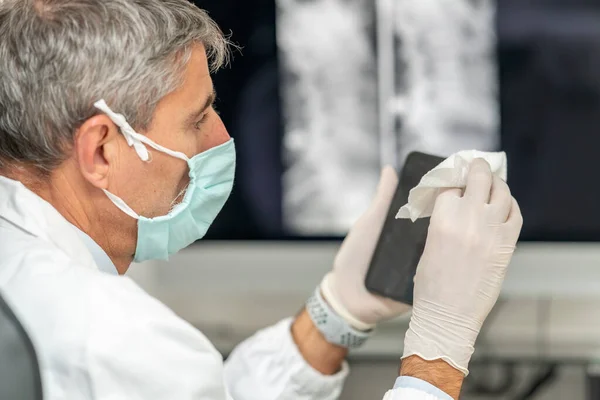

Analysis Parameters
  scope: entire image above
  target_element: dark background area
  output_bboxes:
[194,0,283,240]
[498,1,600,241]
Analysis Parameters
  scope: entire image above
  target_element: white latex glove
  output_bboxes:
[321,167,411,331]
[403,159,523,375]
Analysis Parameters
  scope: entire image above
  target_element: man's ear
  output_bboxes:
[74,115,122,190]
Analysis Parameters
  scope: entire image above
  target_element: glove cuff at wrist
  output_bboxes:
[402,325,472,376]
[320,273,376,332]
[306,284,373,349]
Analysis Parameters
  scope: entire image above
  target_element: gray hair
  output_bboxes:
[0,0,231,172]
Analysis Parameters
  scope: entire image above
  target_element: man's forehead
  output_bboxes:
[184,47,214,110]
[187,44,211,80]
[156,46,213,108]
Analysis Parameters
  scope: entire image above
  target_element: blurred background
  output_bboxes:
[128,0,600,398]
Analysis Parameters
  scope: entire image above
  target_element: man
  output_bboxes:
[0,1,523,399]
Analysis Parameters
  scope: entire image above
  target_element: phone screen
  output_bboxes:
[364,152,445,305]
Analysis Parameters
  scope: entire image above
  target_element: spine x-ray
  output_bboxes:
[277,0,499,235]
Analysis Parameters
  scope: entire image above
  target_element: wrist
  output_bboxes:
[306,283,373,348]
[403,309,477,375]
[320,273,375,331]
[291,308,348,375]
[400,356,464,400]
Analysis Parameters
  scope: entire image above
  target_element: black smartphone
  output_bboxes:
[365,151,445,305]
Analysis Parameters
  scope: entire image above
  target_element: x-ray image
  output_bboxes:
[386,0,499,167]
[277,0,380,235]
[277,0,499,236]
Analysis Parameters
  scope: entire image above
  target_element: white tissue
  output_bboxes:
[396,150,508,222]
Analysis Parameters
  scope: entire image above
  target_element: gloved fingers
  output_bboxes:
[429,187,463,223]
[488,175,512,222]
[464,158,493,204]
[505,197,524,233]
[437,187,463,199]
[371,165,399,211]
[375,295,412,317]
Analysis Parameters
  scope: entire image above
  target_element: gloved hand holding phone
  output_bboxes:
[312,158,522,379]
[320,166,411,332]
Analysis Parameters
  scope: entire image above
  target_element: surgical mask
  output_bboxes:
[94,100,235,262]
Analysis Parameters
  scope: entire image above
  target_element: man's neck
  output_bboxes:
[3,163,136,274]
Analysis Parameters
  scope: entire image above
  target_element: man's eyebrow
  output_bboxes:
[186,88,217,124]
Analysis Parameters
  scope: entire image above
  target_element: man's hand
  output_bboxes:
[403,159,523,376]
[292,167,409,375]
[322,166,411,331]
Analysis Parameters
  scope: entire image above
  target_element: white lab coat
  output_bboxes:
[0,176,443,400]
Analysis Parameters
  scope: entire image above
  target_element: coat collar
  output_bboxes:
[0,176,103,272]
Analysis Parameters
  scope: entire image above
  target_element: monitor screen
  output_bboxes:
[197,0,600,242]
[277,0,498,236]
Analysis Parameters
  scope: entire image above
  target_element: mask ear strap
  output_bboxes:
[93,100,190,162]
[131,132,190,162]
[102,189,140,220]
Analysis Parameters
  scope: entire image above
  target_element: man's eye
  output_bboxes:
[194,114,209,130]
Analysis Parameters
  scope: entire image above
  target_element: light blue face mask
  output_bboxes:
[94,100,235,262]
